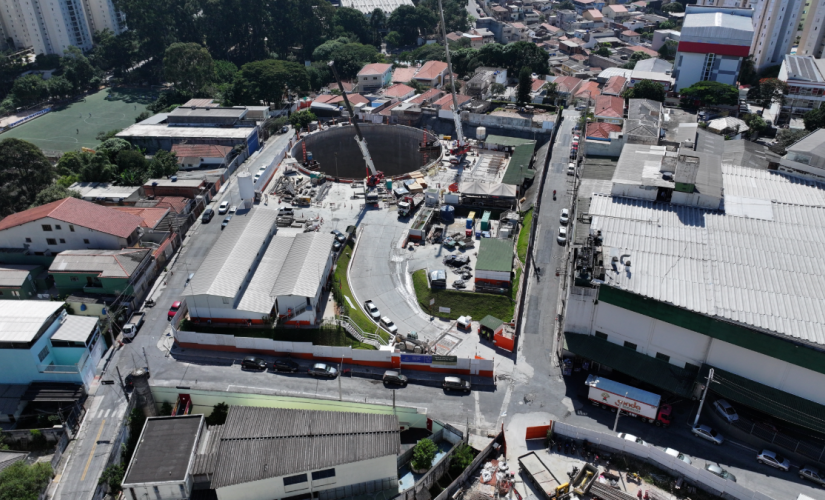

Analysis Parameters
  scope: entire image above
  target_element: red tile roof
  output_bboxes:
[414,61,449,81]
[571,54,588,62]
[111,207,170,229]
[392,67,418,84]
[603,76,627,96]
[531,79,548,92]
[446,32,462,42]
[383,83,415,98]
[155,197,189,214]
[379,101,402,117]
[433,94,472,109]
[622,30,640,36]
[181,98,218,107]
[629,45,659,57]
[607,4,628,12]
[171,144,233,159]
[594,95,625,118]
[358,63,392,76]
[574,80,601,98]
[409,88,443,104]
[585,9,604,19]
[328,81,356,92]
[586,122,623,139]
[511,22,526,29]
[554,76,583,93]
[0,198,142,238]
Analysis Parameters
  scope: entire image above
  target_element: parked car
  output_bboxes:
[279,206,294,216]
[241,356,267,370]
[705,463,736,482]
[692,425,724,445]
[617,433,649,447]
[713,399,739,423]
[218,201,230,214]
[167,301,181,321]
[221,216,231,230]
[281,125,289,134]
[560,209,569,225]
[253,173,262,183]
[443,376,471,393]
[799,466,825,486]
[331,229,347,243]
[383,370,408,387]
[557,226,568,244]
[201,208,215,223]
[272,359,300,372]
[229,205,237,214]
[380,316,398,334]
[444,254,470,266]
[664,448,692,465]
[364,300,381,320]
[567,163,576,175]
[757,449,790,471]
[308,362,338,378]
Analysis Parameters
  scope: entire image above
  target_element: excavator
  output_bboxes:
[437,0,471,159]
[328,60,385,190]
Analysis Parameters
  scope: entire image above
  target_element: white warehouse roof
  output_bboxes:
[0,302,64,343]
[339,0,413,14]
[681,12,753,45]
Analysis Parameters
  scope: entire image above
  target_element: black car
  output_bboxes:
[201,208,215,223]
[272,359,300,372]
[331,229,347,243]
[383,370,408,387]
[221,216,231,230]
[444,254,470,267]
[443,376,471,393]
[241,356,267,370]
[308,362,338,378]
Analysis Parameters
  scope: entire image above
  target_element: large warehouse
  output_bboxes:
[186,207,334,326]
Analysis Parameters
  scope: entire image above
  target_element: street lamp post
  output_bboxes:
[613,391,628,432]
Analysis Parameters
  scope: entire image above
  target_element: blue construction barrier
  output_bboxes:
[6,107,51,129]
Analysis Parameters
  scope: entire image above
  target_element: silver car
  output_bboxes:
[757,449,790,472]
[799,466,825,486]
[665,448,692,465]
[307,362,338,378]
[692,424,724,445]
[713,399,739,423]
[705,463,736,482]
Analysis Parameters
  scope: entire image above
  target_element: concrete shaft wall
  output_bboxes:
[291,124,441,179]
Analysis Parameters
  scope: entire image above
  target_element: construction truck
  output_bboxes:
[398,193,424,217]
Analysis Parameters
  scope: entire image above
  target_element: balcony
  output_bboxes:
[37,350,89,375]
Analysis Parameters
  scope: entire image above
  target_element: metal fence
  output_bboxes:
[730,416,825,464]
[433,430,505,500]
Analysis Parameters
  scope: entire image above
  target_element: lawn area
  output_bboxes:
[517,209,533,263]
[332,243,391,342]
[511,267,522,302]
[179,319,375,349]
[412,270,515,322]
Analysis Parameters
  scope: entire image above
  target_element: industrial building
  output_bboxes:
[475,238,514,289]
[122,407,400,500]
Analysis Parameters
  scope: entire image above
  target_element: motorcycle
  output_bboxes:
[627,472,641,484]
[553,189,557,200]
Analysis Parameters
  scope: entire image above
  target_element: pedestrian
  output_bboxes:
[76,129,79,134]
[89,113,91,118]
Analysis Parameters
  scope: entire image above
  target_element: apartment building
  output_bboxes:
[777,54,825,117]
[797,0,825,59]
[750,0,806,72]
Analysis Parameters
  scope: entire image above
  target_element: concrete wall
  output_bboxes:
[609,182,658,201]
[0,217,131,254]
[462,112,555,132]
[585,137,625,157]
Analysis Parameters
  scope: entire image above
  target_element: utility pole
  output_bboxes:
[693,368,714,428]
[612,392,628,432]
[338,354,344,401]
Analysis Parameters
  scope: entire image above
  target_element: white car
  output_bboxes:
[757,449,790,472]
[557,226,567,244]
[617,433,649,447]
[573,135,580,142]
[567,162,576,175]
[560,209,569,225]
[665,448,692,465]
[713,399,739,423]
[253,173,262,183]
[364,300,380,320]
[218,201,230,214]
[229,205,237,214]
[692,424,724,445]
[380,316,398,334]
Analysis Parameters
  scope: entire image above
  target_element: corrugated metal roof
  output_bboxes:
[681,12,753,44]
[209,407,399,489]
[236,236,294,314]
[51,315,98,342]
[270,233,335,298]
[476,238,513,273]
[783,55,824,82]
[189,208,278,299]
[590,165,825,344]
[0,265,38,287]
[785,129,825,157]
[340,0,413,14]
[49,249,150,278]
[0,301,63,343]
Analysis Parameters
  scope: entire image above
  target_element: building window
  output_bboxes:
[38,345,49,362]
[12,291,19,297]
[312,469,336,480]
[25,238,31,243]
[69,225,75,232]
[684,362,700,373]
[55,225,61,230]
[46,238,57,245]
[70,277,79,282]
[595,331,608,340]
[283,473,308,486]
[83,239,90,244]
[42,224,52,231]
[655,352,670,362]
[59,239,65,243]
[623,341,637,351]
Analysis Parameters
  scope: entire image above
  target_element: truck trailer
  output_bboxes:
[585,374,672,427]
[398,193,424,217]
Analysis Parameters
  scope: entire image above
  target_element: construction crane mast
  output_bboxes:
[437,0,470,157]
[328,60,385,188]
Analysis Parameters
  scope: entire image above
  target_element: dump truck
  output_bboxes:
[398,193,424,217]
[122,312,146,340]
[585,374,672,427]
[518,452,566,500]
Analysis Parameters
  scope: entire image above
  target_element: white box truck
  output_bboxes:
[585,374,672,427]
[122,312,146,340]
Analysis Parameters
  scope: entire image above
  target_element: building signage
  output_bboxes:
[439,307,451,313]
[400,354,432,364]
[432,355,458,365]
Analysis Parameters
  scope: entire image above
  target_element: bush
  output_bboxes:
[159,402,173,416]
[450,444,475,475]
[206,402,229,426]
[28,430,46,450]
[411,439,438,471]
[98,463,124,494]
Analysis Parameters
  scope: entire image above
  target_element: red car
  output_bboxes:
[168,301,181,321]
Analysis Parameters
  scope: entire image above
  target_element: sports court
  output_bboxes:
[0,87,158,153]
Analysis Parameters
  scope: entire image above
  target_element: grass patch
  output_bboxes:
[332,243,391,342]
[517,209,533,263]
[179,319,376,349]
[412,270,515,322]
[511,267,522,302]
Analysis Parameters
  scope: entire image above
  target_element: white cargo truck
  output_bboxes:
[585,374,672,427]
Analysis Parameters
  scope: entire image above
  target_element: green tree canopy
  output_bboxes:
[517,66,533,104]
[369,8,386,45]
[411,439,438,470]
[802,108,825,131]
[557,0,575,9]
[0,461,52,500]
[741,113,767,139]
[61,46,96,93]
[9,75,46,106]
[622,51,651,69]
[662,2,684,13]
[773,128,808,154]
[503,42,549,75]
[56,151,92,177]
[164,42,214,94]
[747,78,786,109]
[206,402,229,425]
[46,76,73,99]
[231,59,309,106]
[680,81,739,106]
[388,5,437,46]
[385,31,403,47]
[289,110,317,130]
[0,139,55,216]
[79,152,118,183]
[91,29,138,77]
[31,184,81,208]
[148,150,179,178]
[332,7,372,43]
[621,79,665,102]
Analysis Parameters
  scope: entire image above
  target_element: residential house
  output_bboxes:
[0,301,104,391]
[586,121,623,140]
[0,198,143,257]
[594,95,625,124]
[412,61,450,87]
[433,94,473,119]
[777,55,825,117]
[620,30,641,44]
[573,80,601,102]
[553,76,584,96]
[602,75,627,96]
[408,88,443,105]
[469,27,495,45]
[382,83,416,101]
[557,9,579,29]
[507,23,530,42]
[628,1,647,11]
[602,4,630,21]
[68,183,143,205]
[778,129,825,180]
[358,63,393,93]
[706,117,749,139]
[0,265,41,300]
[624,98,662,145]
[391,66,418,85]
[143,178,207,199]
[573,0,605,15]
[327,81,356,94]
[49,249,154,303]
[652,29,681,51]
[619,45,659,59]
[630,57,675,90]
[583,9,604,22]
[507,4,522,21]
[466,68,507,99]
[523,8,541,23]
[170,144,234,170]
[462,32,485,48]
[110,208,171,231]
[491,5,510,21]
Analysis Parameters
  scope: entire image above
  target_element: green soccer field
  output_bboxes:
[0,87,158,153]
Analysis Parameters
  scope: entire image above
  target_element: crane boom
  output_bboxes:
[437,0,465,148]
[327,60,380,179]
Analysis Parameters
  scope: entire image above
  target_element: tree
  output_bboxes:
[385,31,403,47]
[31,185,81,208]
[741,113,767,139]
[680,81,739,106]
[451,48,480,77]
[289,110,317,130]
[662,2,685,13]
[148,150,179,178]
[503,42,549,75]
[0,461,52,500]
[61,46,96,93]
[135,110,151,122]
[79,152,117,183]
[91,29,138,77]
[657,40,678,60]
[56,151,92,177]
[213,60,238,85]
[621,80,665,102]
[388,4,437,46]
[115,150,147,175]
[159,402,173,416]
[621,51,651,69]
[231,60,309,106]
[333,7,372,43]
[517,67,532,104]
[658,19,679,30]
[773,128,808,154]
[411,439,438,471]
[748,78,786,109]
[370,8,386,45]
[0,139,55,216]
[10,75,46,105]
[99,138,132,164]
[164,43,214,95]
[96,130,123,142]
[491,83,506,95]
[206,402,229,425]
[594,44,611,57]
[802,108,825,131]
[738,55,756,86]
[450,444,475,475]
[557,0,575,9]
[46,76,73,99]
[419,0,470,33]
[98,463,124,494]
